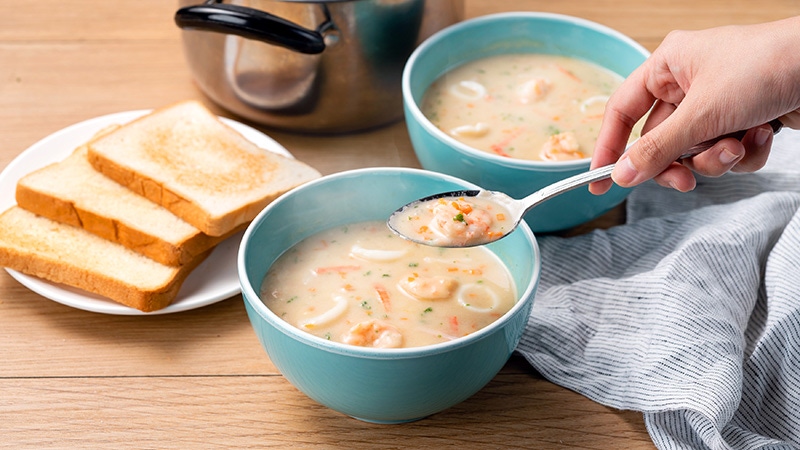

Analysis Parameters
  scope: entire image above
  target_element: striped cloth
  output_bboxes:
[517,129,800,450]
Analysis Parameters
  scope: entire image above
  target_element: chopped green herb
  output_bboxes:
[287,296,298,303]
[382,273,391,278]
[423,307,433,314]
[408,262,419,267]
[454,213,465,222]
[361,301,371,310]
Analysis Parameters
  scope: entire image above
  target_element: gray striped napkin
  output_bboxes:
[517,129,800,450]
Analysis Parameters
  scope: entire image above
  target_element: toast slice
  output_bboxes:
[0,206,210,312]
[86,100,321,236]
[16,141,229,266]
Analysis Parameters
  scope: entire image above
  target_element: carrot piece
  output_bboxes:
[556,65,581,82]
[496,213,506,221]
[313,239,330,251]
[490,144,511,157]
[375,284,391,312]
[489,127,523,157]
[453,202,473,214]
[315,265,361,275]
[449,316,459,335]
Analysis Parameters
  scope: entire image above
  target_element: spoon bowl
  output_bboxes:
[388,165,614,247]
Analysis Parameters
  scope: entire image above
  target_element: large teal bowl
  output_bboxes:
[238,168,540,424]
[403,12,650,233]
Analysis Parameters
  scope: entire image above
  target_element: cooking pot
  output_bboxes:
[175,0,463,133]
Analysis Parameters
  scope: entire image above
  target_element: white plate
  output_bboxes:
[0,109,292,315]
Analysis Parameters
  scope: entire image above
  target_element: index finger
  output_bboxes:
[594,67,660,165]
[589,66,656,194]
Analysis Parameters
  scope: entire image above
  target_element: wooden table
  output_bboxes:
[2,1,797,448]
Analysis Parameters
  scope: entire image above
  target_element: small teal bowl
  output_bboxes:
[403,12,650,233]
[238,168,540,424]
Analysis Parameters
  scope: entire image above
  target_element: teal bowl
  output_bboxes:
[403,12,650,233]
[238,168,540,424]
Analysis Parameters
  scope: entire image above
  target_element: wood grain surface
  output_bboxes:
[2,1,798,448]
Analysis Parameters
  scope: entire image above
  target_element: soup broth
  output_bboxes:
[261,221,517,348]
[421,53,628,161]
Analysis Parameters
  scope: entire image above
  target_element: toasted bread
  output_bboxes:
[86,100,321,236]
[16,139,231,266]
[0,207,210,312]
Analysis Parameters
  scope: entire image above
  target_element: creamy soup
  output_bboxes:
[391,192,514,247]
[260,221,516,348]
[421,53,629,161]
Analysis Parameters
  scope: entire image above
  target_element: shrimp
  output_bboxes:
[429,198,494,245]
[516,78,551,104]
[540,131,586,161]
[399,275,458,300]
[342,320,404,348]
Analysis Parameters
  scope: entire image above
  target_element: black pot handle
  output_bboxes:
[175,1,326,55]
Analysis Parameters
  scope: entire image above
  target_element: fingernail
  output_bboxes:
[719,148,742,165]
[754,127,771,147]
[613,154,638,185]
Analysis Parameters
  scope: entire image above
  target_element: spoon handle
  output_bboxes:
[522,164,615,210]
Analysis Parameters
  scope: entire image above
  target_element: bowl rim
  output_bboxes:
[402,11,650,172]
[238,167,541,360]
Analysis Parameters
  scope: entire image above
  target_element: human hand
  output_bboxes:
[589,16,800,195]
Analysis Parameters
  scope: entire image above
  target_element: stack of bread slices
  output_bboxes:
[0,100,321,312]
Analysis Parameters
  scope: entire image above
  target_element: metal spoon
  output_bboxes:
[389,120,783,247]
